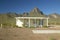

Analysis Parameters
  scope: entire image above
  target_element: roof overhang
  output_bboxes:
[15,17,49,19]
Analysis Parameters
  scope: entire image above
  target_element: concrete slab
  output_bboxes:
[32,30,60,34]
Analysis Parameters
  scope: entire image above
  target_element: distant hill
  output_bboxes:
[48,13,60,25]
[0,12,21,27]
[20,7,46,17]
[22,12,29,17]
[0,8,46,27]
[48,13,60,19]
[29,8,46,17]
[0,8,60,27]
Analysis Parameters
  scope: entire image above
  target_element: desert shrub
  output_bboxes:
[56,23,60,25]
[43,26,48,28]
[1,23,17,28]
[49,37,56,40]
[12,24,18,28]
[24,26,28,28]
[2,23,8,28]
[30,26,35,28]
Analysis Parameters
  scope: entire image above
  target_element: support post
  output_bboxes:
[29,18,30,27]
[47,18,48,27]
[35,19,36,27]
[40,19,43,28]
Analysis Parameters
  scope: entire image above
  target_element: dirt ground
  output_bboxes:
[0,28,60,40]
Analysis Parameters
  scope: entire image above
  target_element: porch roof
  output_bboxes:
[15,17,49,19]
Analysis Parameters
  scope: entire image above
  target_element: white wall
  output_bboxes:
[16,19,23,27]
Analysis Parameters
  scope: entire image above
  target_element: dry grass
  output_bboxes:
[0,27,60,40]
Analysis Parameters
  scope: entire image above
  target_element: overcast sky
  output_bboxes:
[0,0,60,15]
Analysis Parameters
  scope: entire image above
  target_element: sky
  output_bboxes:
[0,0,60,15]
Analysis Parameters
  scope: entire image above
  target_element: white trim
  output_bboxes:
[15,17,49,19]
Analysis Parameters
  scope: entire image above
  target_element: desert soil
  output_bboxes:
[0,27,60,40]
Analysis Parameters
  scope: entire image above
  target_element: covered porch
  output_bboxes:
[15,17,49,27]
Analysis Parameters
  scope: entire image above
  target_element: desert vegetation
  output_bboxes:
[0,8,60,28]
